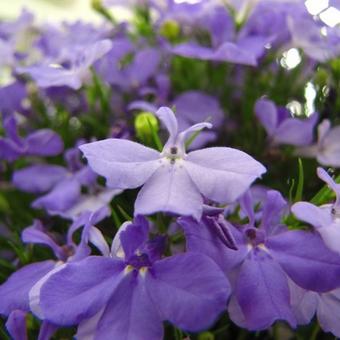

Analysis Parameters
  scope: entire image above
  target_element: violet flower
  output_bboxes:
[292,167,340,253]
[0,114,63,162]
[179,190,340,330]
[255,98,318,147]
[289,280,340,337]
[18,39,112,90]
[35,217,230,339]
[12,145,120,220]
[80,106,266,220]
[95,38,160,91]
[168,3,269,66]
[296,119,340,167]
[0,212,106,319]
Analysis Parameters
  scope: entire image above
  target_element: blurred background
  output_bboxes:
[0,0,119,23]
[0,0,340,26]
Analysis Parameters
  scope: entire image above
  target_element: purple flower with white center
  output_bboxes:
[292,167,340,253]
[255,98,319,147]
[0,212,107,320]
[289,280,340,337]
[80,106,266,220]
[296,119,340,167]
[0,114,63,162]
[12,144,120,220]
[17,39,112,90]
[179,190,340,330]
[129,90,224,148]
[35,216,230,339]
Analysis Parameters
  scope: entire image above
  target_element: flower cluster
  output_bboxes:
[1,0,340,339]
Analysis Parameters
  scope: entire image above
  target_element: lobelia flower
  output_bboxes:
[129,90,224,148]
[296,119,340,167]
[0,212,106,318]
[289,279,340,337]
[80,106,266,220]
[17,39,112,90]
[95,38,160,91]
[35,216,230,340]
[12,144,120,220]
[292,167,340,253]
[0,114,63,162]
[254,98,319,147]
[170,4,269,66]
[179,190,340,330]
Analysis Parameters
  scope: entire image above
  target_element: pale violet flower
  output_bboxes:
[80,107,266,220]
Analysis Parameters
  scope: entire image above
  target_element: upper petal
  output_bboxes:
[185,147,266,203]
[25,129,64,156]
[12,164,68,193]
[155,107,178,147]
[291,202,332,229]
[79,139,160,189]
[134,162,203,220]
[255,98,277,136]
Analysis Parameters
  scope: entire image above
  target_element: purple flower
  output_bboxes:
[12,145,120,220]
[18,39,112,90]
[80,106,265,220]
[179,190,340,330]
[292,167,340,253]
[0,211,108,319]
[255,98,318,146]
[0,114,63,162]
[35,217,229,339]
[296,119,340,167]
[95,38,160,91]
[167,3,269,66]
[289,280,340,337]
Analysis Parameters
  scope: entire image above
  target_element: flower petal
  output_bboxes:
[146,252,230,332]
[135,163,203,220]
[94,273,163,340]
[6,310,27,340]
[235,250,296,330]
[0,261,55,315]
[12,165,68,193]
[254,98,278,136]
[291,202,332,229]
[185,147,266,203]
[267,230,340,292]
[39,256,125,325]
[25,129,64,156]
[155,107,178,146]
[79,139,160,189]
